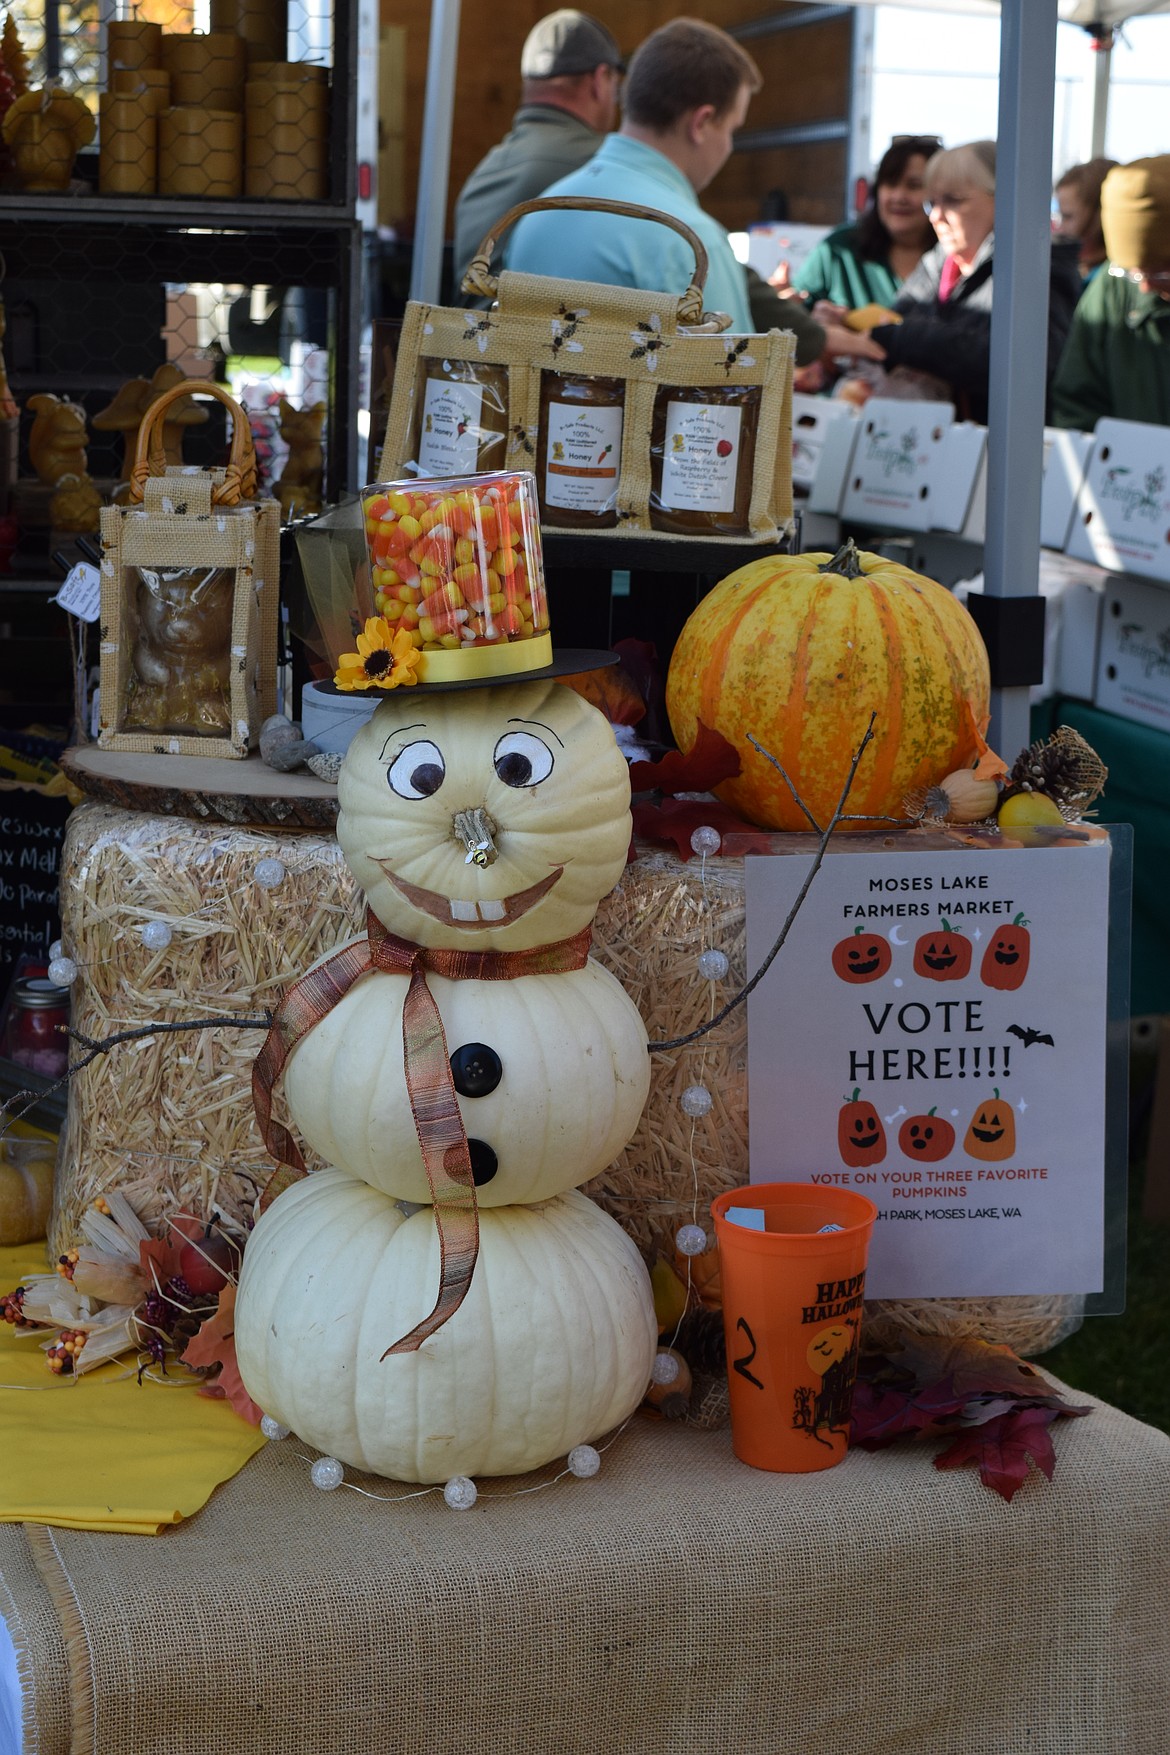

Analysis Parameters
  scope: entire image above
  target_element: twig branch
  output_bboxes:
[648,714,877,1054]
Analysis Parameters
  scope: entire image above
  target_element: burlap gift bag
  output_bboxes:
[97,379,280,758]
[381,197,795,543]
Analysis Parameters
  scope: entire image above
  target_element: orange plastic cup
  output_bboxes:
[710,1183,877,1473]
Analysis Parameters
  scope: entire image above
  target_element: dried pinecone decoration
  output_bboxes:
[1003,726,1107,819]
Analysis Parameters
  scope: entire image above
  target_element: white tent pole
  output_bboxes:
[1090,26,1114,157]
[409,0,462,306]
[983,0,1059,759]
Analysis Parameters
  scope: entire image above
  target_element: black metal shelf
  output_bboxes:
[0,191,358,230]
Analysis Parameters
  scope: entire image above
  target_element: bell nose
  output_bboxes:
[453,805,499,867]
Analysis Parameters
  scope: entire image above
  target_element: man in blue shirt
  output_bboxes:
[504,15,882,369]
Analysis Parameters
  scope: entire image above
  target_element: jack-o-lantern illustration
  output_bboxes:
[831,925,892,984]
[913,916,972,982]
[838,1089,886,1167]
[963,1088,1016,1161]
[794,1318,861,1446]
[980,912,1031,991]
[897,1107,956,1162]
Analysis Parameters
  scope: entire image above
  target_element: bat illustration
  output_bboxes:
[1007,1024,1055,1048]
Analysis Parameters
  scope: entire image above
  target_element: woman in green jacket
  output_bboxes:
[794,136,938,312]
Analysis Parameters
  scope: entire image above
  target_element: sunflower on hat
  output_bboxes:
[335,618,423,692]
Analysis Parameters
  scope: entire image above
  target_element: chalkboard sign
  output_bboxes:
[0,785,72,999]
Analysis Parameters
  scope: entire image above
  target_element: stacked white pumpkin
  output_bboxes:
[234,680,658,1483]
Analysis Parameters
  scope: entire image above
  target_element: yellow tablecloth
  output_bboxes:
[0,1243,266,1535]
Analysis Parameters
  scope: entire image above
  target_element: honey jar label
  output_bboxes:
[659,402,743,514]
[417,377,487,476]
[543,401,623,513]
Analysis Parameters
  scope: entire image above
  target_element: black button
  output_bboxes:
[450,1042,503,1098]
[467,1139,498,1186]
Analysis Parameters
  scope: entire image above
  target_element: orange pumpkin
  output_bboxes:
[963,1090,1016,1161]
[838,1089,886,1167]
[664,540,989,831]
[0,1145,54,1246]
[980,912,1031,991]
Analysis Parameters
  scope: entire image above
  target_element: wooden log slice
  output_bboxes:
[61,744,339,830]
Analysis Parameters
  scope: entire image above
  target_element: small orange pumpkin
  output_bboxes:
[838,1089,886,1167]
[898,1107,955,1163]
[963,1090,1015,1161]
[0,1144,54,1246]
[831,926,891,984]
[913,918,972,982]
[980,912,1031,991]
[665,540,989,831]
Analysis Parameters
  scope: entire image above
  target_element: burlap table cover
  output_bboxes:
[3,1389,1168,1755]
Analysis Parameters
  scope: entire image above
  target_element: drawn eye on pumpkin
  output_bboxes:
[493,729,555,789]
[386,739,446,799]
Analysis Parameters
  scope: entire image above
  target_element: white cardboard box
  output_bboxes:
[1094,570,1170,732]
[840,398,954,532]
[1067,417,1170,583]
[791,393,859,493]
[1041,427,1094,553]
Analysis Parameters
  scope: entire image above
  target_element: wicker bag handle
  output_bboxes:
[129,378,257,507]
[462,196,724,329]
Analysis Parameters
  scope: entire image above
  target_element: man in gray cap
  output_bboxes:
[452,9,624,296]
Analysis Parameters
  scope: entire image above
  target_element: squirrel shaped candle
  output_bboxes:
[234,472,657,1482]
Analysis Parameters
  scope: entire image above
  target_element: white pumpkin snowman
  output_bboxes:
[234,675,658,1483]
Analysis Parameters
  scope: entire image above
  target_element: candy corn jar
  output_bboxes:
[360,471,551,684]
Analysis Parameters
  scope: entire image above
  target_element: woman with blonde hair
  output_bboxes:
[866,140,1082,423]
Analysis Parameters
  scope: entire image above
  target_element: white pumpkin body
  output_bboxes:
[236,675,660,1479]
[284,955,650,1206]
[234,1170,657,1481]
[337,681,632,951]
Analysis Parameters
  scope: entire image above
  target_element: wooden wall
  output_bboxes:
[379,1,853,233]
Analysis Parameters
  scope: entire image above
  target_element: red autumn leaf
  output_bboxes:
[181,1283,264,1426]
[933,1405,1075,1502]
[631,797,760,862]
[628,720,742,797]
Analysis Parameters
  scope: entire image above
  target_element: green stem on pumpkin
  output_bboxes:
[818,538,864,581]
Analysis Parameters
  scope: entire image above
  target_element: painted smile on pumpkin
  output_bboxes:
[378,863,564,928]
[852,1127,881,1149]
[972,1124,1005,1143]
[994,947,1020,964]
[924,950,956,969]
[849,954,883,975]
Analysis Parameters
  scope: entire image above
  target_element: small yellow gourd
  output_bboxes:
[0,1146,54,1246]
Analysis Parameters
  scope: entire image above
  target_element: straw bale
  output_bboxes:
[52,803,363,1256]
[52,809,1077,1357]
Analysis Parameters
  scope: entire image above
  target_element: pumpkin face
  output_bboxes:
[337,679,632,951]
[963,1092,1015,1160]
[981,913,1031,991]
[664,542,990,832]
[838,1091,886,1166]
[913,919,971,982]
[831,926,891,984]
[898,1108,955,1162]
[234,1171,657,1482]
[284,957,650,1206]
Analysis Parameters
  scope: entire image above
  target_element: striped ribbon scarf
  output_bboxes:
[252,909,593,1356]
